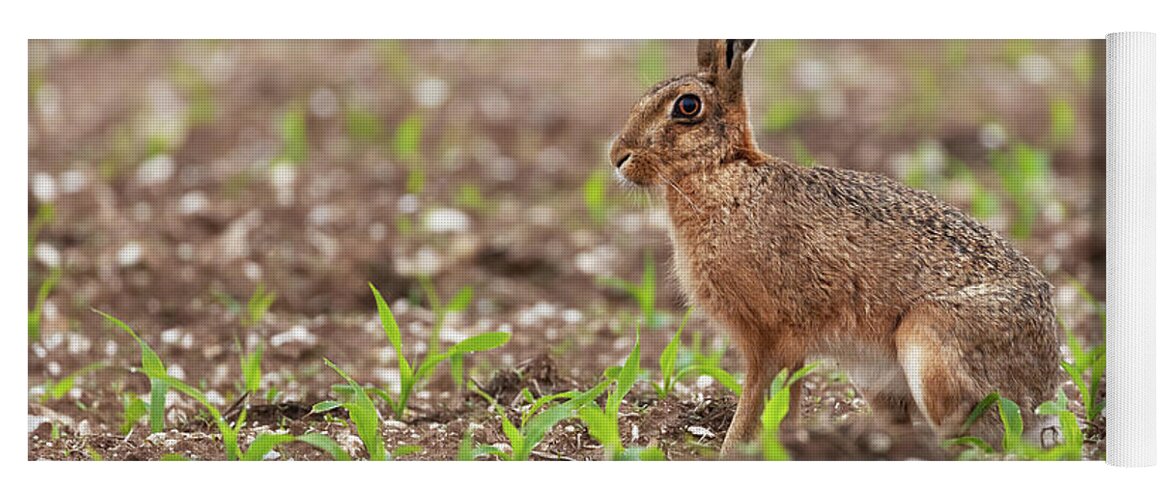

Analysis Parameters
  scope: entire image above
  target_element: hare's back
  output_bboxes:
[770,161,1041,286]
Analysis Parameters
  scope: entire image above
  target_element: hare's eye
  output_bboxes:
[672,94,702,119]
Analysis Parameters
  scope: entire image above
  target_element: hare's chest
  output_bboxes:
[667,221,767,318]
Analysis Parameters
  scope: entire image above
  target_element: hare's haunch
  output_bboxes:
[610,40,1061,457]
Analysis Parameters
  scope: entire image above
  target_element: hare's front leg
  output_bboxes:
[720,347,801,458]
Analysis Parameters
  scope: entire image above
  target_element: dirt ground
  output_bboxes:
[28,40,1106,460]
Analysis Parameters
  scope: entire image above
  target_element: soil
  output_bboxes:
[28,40,1106,460]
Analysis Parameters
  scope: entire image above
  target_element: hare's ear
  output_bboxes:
[697,39,755,99]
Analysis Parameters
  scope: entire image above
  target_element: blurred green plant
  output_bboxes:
[242,283,277,329]
[376,40,414,83]
[169,62,217,126]
[599,252,661,329]
[394,113,424,161]
[40,362,106,403]
[345,107,386,144]
[1060,280,1106,421]
[583,167,613,223]
[120,393,148,435]
[29,266,62,342]
[238,337,264,395]
[1048,98,1075,146]
[278,106,308,165]
[636,41,667,87]
[29,202,55,256]
[991,143,1052,240]
[763,99,808,132]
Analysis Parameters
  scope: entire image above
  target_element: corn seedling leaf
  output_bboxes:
[324,358,387,461]
[998,397,1024,453]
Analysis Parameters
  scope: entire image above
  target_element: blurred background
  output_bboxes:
[28,40,1105,459]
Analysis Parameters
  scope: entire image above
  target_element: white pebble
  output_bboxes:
[137,155,175,185]
[397,194,419,214]
[117,242,144,267]
[561,309,583,324]
[375,368,402,388]
[687,426,716,439]
[167,364,186,380]
[178,191,208,215]
[60,168,88,193]
[31,172,57,202]
[271,325,317,347]
[414,77,449,108]
[308,88,339,119]
[67,334,91,355]
[34,243,60,268]
[160,328,183,345]
[694,375,714,390]
[424,208,470,233]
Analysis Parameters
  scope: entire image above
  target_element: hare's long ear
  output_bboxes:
[697,39,755,99]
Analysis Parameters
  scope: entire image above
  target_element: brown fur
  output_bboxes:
[610,40,1061,457]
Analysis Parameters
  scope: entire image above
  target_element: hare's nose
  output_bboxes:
[612,151,633,170]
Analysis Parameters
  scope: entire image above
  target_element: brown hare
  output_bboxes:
[610,39,1061,457]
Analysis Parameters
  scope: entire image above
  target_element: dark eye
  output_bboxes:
[672,94,702,118]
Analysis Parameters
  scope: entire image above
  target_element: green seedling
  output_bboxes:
[637,40,667,86]
[29,266,62,342]
[317,358,387,460]
[577,327,665,460]
[760,363,819,461]
[1048,98,1075,146]
[345,107,385,144]
[945,392,1084,461]
[242,283,277,328]
[599,252,660,329]
[278,106,308,165]
[41,362,106,403]
[763,98,809,132]
[121,393,148,435]
[1060,282,1106,421]
[991,143,1051,240]
[394,112,424,162]
[29,202,55,256]
[653,308,692,398]
[673,329,742,396]
[238,338,264,395]
[418,277,476,388]
[467,379,610,461]
[359,283,509,420]
[583,168,613,223]
[100,309,346,460]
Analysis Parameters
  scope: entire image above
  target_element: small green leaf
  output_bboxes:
[297,433,351,461]
[608,328,641,417]
[998,397,1024,453]
[370,283,413,384]
[961,392,1001,434]
[324,358,387,461]
[446,286,474,313]
[311,400,343,413]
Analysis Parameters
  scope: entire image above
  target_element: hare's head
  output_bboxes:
[610,39,759,186]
